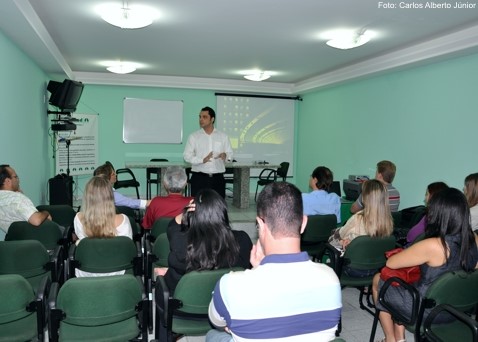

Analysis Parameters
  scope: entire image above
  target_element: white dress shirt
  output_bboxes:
[183,128,233,174]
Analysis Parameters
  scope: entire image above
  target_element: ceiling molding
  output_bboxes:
[13,0,74,79]
[74,72,295,94]
[293,24,478,93]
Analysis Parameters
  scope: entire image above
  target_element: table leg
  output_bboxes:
[233,167,250,209]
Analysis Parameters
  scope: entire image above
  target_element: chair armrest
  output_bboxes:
[154,275,171,327]
[424,304,478,342]
[133,240,143,276]
[135,275,149,339]
[66,244,78,280]
[378,276,420,326]
[258,168,277,180]
[318,242,344,277]
[47,245,63,284]
[48,282,62,342]
[30,275,51,341]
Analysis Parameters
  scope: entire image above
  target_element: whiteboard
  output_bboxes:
[123,98,183,143]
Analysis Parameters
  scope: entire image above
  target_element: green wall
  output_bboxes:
[2,26,477,208]
[0,31,51,205]
[297,53,478,208]
[74,85,217,198]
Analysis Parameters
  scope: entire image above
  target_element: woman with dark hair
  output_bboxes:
[372,188,478,342]
[155,188,252,293]
[464,172,478,232]
[406,181,449,244]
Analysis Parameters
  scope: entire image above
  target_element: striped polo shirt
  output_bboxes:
[209,252,342,341]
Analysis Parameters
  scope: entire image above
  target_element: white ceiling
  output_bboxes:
[1,0,478,94]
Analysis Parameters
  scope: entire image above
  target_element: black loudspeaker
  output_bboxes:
[49,175,73,206]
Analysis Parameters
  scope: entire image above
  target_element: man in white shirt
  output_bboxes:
[0,164,52,240]
[183,106,233,198]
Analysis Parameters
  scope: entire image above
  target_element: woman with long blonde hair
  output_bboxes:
[73,176,132,277]
[328,179,393,276]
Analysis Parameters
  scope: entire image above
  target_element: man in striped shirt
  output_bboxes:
[207,182,342,342]
[351,160,400,214]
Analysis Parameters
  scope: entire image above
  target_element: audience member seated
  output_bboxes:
[406,181,448,244]
[74,176,133,277]
[206,182,342,342]
[0,164,51,241]
[329,179,393,277]
[351,160,400,214]
[142,166,192,229]
[94,161,150,210]
[372,187,478,342]
[154,189,252,293]
[302,165,341,224]
[464,172,478,233]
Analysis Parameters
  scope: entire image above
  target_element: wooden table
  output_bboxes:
[125,161,278,209]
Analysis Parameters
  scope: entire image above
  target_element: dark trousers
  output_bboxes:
[190,172,226,198]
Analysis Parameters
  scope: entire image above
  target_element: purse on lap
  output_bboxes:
[380,247,421,287]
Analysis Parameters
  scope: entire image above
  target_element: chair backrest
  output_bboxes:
[152,233,170,267]
[277,162,289,180]
[54,274,143,341]
[0,274,37,341]
[74,236,138,274]
[343,235,396,271]
[0,240,51,290]
[301,214,337,243]
[150,217,173,240]
[6,220,63,251]
[36,204,77,229]
[424,270,478,313]
[174,268,241,314]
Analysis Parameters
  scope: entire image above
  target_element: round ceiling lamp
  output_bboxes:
[100,1,153,29]
[244,71,271,82]
[106,62,137,74]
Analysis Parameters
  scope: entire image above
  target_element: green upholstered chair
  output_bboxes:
[318,235,396,335]
[66,236,142,280]
[149,217,173,242]
[6,220,63,252]
[0,240,62,290]
[155,268,241,342]
[370,270,478,342]
[48,274,148,342]
[0,274,49,342]
[36,204,77,229]
[424,304,478,342]
[300,214,337,259]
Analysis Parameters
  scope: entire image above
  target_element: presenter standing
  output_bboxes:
[183,106,233,198]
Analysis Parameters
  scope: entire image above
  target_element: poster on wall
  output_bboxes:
[55,114,98,176]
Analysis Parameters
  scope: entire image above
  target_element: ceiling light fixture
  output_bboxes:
[244,71,271,82]
[100,1,153,29]
[106,62,137,74]
[326,30,371,50]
